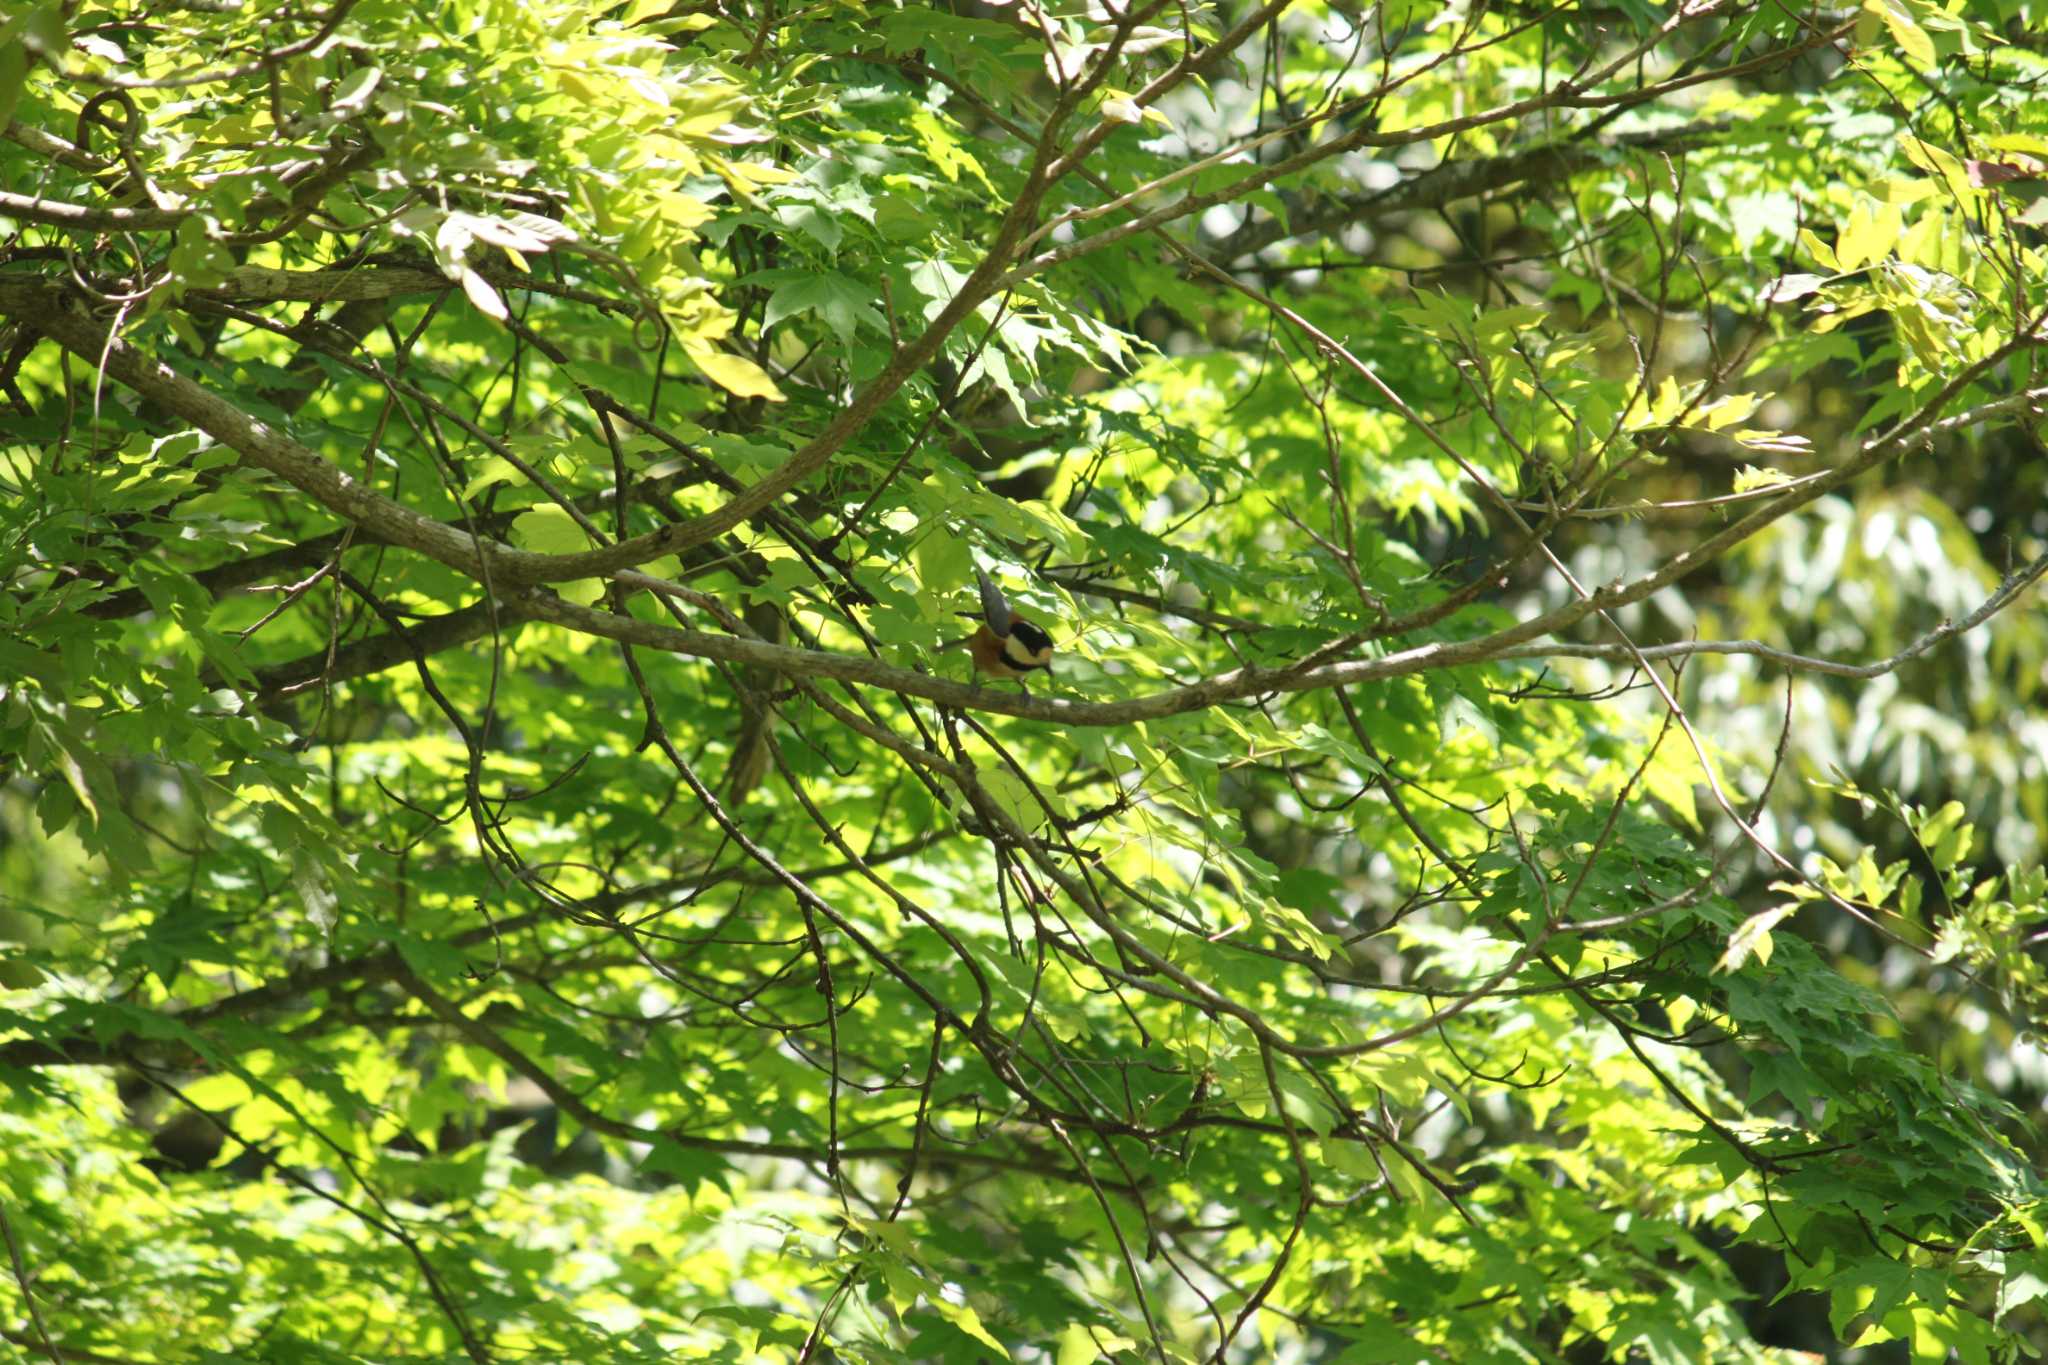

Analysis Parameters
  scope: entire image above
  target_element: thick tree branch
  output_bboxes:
[183,259,622,311]
[2,147,1047,585]
[14,277,2033,729]
[0,140,378,241]
[4,284,511,573]
[251,596,532,698]
[515,455,2048,722]
[0,189,186,232]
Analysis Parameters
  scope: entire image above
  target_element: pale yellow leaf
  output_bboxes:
[1718,904,1796,973]
[686,345,786,400]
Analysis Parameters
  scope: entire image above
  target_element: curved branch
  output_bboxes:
[2,142,1048,584]
[0,189,187,232]
[4,285,506,573]
[65,0,366,92]
[515,483,2048,723]
[1497,549,2048,680]
[14,275,2037,729]
[1005,20,1850,289]
[1210,120,1736,265]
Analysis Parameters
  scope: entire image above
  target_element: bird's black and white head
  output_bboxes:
[995,615,1054,672]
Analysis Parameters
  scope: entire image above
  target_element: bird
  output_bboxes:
[959,566,1054,689]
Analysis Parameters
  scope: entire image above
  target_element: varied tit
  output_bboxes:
[961,567,1055,687]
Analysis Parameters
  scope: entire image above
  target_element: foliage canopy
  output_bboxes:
[2,0,2047,1361]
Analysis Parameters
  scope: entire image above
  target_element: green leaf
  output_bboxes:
[0,4,65,58]
[930,1300,1009,1360]
[0,39,27,129]
[1055,1324,1099,1365]
[511,505,593,555]
[762,272,884,347]
[1867,0,1936,68]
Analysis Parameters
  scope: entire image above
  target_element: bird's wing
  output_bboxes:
[974,566,1013,637]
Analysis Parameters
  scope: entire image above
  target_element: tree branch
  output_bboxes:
[1209,120,1736,265]
[1496,549,2048,680]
